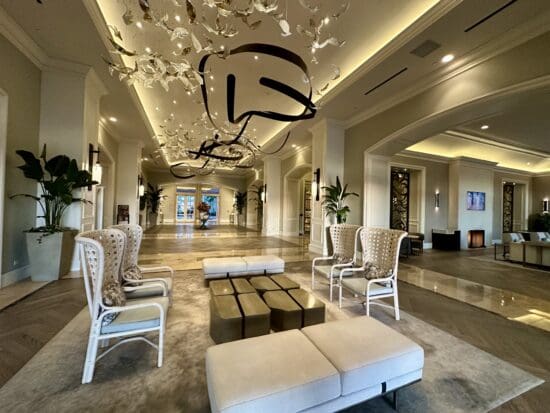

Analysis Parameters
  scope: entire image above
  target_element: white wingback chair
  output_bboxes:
[339,227,407,320]
[311,224,362,301]
[76,229,167,384]
[111,224,173,303]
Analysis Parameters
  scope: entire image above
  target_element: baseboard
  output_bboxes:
[1,265,30,288]
[423,242,433,250]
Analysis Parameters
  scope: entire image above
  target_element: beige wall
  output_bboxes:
[390,155,449,243]
[0,34,41,281]
[532,175,550,214]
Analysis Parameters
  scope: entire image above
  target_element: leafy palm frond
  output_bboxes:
[321,176,358,224]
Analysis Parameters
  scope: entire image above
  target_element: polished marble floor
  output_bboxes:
[1,224,549,411]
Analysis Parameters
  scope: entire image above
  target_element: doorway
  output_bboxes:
[176,187,196,223]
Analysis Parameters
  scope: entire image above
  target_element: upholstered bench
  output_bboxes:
[206,316,424,413]
[203,255,285,282]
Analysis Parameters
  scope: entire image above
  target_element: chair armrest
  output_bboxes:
[339,266,365,281]
[138,265,174,278]
[123,281,167,296]
[125,277,170,289]
[366,273,395,286]
[99,301,166,325]
[312,255,335,269]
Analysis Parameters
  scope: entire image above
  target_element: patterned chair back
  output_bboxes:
[76,229,126,319]
[111,224,143,271]
[359,227,407,277]
[329,224,362,263]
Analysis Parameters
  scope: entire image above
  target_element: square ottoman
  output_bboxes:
[302,316,424,396]
[206,330,341,413]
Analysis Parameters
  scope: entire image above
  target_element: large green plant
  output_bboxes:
[146,184,165,214]
[233,191,247,215]
[322,176,358,224]
[529,213,550,231]
[10,144,97,233]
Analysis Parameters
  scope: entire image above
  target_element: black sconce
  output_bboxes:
[313,168,321,201]
[543,199,549,214]
[261,184,267,203]
[88,143,101,190]
[138,175,145,198]
[435,191,440,209]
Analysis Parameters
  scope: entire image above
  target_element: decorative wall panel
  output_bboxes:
[503,183,514,233]
[390,168,410,231]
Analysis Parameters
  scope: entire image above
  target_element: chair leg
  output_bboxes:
[365,294,370,316]
[338,282,343,308]
[82,329,99,384]
[311,270,315,290]
[329,273,333,302]
[157,326,164,368]
[393,289,400,321]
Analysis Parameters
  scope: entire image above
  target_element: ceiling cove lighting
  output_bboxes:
[441,54,454,64]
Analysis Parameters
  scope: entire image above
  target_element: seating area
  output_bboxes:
[1,1,550,412]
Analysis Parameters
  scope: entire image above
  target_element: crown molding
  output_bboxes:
[281,145,311,161]
[344,8,550,129]
[398,150,450,164]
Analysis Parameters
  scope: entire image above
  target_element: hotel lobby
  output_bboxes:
[0,1,549,412]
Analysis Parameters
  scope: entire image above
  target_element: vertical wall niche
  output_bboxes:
[390,168,410,231]
[502,183,514,233]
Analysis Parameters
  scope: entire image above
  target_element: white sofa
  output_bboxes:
[206,316,424,413]
[203,255,285,280]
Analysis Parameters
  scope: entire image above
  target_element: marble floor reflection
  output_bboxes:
[400,263,550,333]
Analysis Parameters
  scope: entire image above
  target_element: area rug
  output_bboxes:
[0,266,542,413]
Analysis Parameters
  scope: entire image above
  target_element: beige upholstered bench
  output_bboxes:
[206,316,424,413]
[203,255,285,282]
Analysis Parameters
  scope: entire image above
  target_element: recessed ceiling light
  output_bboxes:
[210,87,214,92]
[177,42,183,49]
[175,15,181,22]
[323,17,330,24]
[254,55,259,60]
[209,75,214,80]
[220,45,225,50]
[441,54,454,64]
[143,157,149,161]
[527,162,531,165]
[292,144,296,148]
[155,106,160,111]
[145,47,152,53]
[136,21,143,29]
[173,100,177,104]
[109,116,118,122]
[481,125,489,130]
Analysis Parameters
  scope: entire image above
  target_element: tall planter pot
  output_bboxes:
[26,230,77,282]
[148,212,158,228]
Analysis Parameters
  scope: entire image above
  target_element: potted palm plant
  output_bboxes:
[146,184,164,227]
[10,144,97,281]
[322,176,358,224]
[233,191,247,226]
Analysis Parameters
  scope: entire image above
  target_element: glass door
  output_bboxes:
[176,187,196,222]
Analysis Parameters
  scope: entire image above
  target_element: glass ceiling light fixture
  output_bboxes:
[102,0,350,178]
[88,144,102,189]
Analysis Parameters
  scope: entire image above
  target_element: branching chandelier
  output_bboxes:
[103,0,350,178]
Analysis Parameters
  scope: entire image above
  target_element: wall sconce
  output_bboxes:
[312,168,321,201]
[88,143,102,189]
[138,176,145,197]
[260,184,267,203]
[435,191,440,209]
[543,198,549,214]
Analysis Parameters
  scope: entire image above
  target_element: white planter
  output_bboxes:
[26,230,77,282]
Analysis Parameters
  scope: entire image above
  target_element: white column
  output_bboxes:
[263,156,282,236]
[363,154,391,228]
[309,119,345,254]
[115,141,142,225]
[38,66,106,272]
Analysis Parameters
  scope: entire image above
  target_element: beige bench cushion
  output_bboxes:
[302,316,424,396]
[206,330,340,413]
[203,257,247,279]
[242,255,285,275]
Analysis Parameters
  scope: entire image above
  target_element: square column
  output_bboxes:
[115,141,142,225]
[309,119,345,254]
[263,157,282,236]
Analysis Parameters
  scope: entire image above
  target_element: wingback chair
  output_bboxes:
[339,227,407,320]
[110,224,174,303]
[311,224,362,302]
[76,229,167,384]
